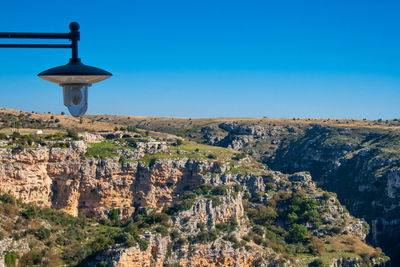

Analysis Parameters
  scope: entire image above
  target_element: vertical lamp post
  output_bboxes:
[0,22,112,117]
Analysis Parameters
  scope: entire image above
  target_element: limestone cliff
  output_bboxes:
[0,136,388,266]
[130,118,400,266]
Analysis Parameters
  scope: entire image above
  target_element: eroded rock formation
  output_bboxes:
[0,139,388,266]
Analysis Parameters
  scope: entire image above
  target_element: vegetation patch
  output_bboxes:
[85,141,119,159]
[0,193,173,266]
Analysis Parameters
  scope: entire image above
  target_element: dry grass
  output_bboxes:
[325,235,376,256]
[87,113,400,132]
[0,128,62,135]
[2,107,400,134]
[0,108,177,138]
[0,108,124,132]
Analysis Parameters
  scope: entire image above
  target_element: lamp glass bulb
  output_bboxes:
[62,84,90,117]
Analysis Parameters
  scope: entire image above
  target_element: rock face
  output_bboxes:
[0,145,192,218]
[100,234,168,267]
[98,233,268,267]
[0,139,388,266]
[191,122,400,266]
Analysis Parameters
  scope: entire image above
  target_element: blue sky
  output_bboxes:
[0,0,399,119]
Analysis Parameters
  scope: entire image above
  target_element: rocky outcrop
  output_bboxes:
[184,122,400,266]
[100,235,277,267]
[0,138,388,266]
[99,233,168,267]
[79,132,104,143]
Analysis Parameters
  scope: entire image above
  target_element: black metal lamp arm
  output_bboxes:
[0,22,80,60]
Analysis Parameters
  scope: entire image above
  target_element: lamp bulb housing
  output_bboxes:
[62,84,90,117]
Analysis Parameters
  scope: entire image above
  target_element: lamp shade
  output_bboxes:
[38,59,112,85]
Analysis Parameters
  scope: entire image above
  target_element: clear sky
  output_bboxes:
[0,0,399,119]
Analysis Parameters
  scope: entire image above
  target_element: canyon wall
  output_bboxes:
[195,122,400,266]
[0,140,387,266]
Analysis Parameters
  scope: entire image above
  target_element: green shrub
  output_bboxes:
[210,185,228,196]
[243,192,252,199]
[252,225,264,236]
[176,139,183,146]
[0,194,16,205]
[175,238,187,247]
[125,223,139,235]
[309,259,324,267]
[280,193,321,229]
[20,251,43,265]
[233,153,246,160]
[153,212,170,226]
[32,251,43,264]
[288,224,308,242]
[155,226,169,236]
[194,229,220,243]
[127,126,139,133]
[223,234,239,247]
[215,222,226,231]
[114,232,131,244]
[286,212,299,224]
[4,251,18,265]
[302,209,320,225]
[108,208,120,225]
[11,132,21,139]
[197,222,206,231]
[247,205,278,226]
[125,236,137,247]
[242,235,251,242]
[134,236,149,250]
[233,184,243,192]
[330,226,342,234]
[207,153,217,159]
[119,156,128,164]
[253,234,263,245]
[22,206,39,219]
[361,218,370,235]
[194,184,213,195]
[56,236,68,246]
[215,217,238,233]
[262,173,275,182]
[228,217,238,232]
[66,129,80,140]
[211,197,222,207]
[34,227,51,240]
[265,182,276,191]
[163,205,179,216]
[90,236,114,253]
[264,228,279,240]
[195,231,210,243]
[181,198,196,211]
[170,230,180,240]
[322,192,331,201]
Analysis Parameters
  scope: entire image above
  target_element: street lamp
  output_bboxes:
[0,22,112,117]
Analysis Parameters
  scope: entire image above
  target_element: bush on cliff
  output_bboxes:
[288,224,308,242]
[4,251,18,265]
